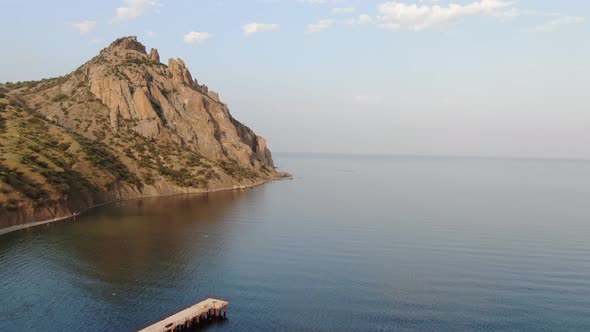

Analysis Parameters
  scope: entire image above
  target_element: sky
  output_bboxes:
[1,0,589,159]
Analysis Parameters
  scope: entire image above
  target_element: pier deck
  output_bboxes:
[138,298,228,332]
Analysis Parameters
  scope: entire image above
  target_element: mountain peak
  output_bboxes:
[106,36,146,54]
[0,35,286,227]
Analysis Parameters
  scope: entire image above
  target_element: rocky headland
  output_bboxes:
[0,36,287,230]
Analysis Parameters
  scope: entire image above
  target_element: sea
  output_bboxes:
[2,153,590,331]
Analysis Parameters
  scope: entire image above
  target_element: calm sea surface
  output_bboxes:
[2,154,590,331]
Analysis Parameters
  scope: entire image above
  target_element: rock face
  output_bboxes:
[83,36,275,170]
[168,58,194,85]
[149,48,160,63]
[110,36,146,53]
[0,36,285,229]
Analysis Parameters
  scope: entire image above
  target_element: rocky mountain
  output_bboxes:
[0,36,286,229]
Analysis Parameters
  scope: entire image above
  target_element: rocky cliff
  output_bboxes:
[0,36,285,229]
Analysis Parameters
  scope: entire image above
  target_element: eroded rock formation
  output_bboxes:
[0,36,285,229]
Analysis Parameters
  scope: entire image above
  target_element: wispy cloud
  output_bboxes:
[347,14,374,25]
[242,22,279,36]
[183,31,213,44]
[113,0,161,22]
[377,0,514,31]
[331,7,355,15]
[308,14,373,33]
[308,19,336,33]
[531,16,585,32]
[70,20,97,35]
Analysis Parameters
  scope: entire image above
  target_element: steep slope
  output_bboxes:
[0,36,285,229]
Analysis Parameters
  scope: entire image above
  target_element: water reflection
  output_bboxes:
[0,190,253,331]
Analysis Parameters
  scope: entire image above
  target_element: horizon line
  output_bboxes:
[272,151,590,163]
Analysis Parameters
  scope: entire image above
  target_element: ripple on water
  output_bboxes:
[2,155,590,330]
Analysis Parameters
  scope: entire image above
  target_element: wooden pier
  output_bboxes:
[138,298,229,332]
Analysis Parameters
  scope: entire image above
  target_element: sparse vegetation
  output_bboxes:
[52,93,69,102]
[186,154,203,167]
[124,56,161,67]
[77,136,142,188]
[142,171,156,185]
[0,163,50,207]
[219,159,259,180]
[157,165,207,188]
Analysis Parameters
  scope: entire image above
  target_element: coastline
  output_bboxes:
[0,179,273,237]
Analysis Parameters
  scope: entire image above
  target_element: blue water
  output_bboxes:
[1,154,590,331]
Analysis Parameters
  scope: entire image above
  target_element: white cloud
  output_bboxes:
[353,95,382,106]
[309,14,373,32]
[341,14,375,26]
[377,0,513,31]
[183,31,213,44]
[308,19,336,32]
[70,20,97,35]
[331,7,355,15]
[113,0,161,22]
[242,22,279,36]
[531,16,585,32]
[357,14,373,25]
[147,31,158,38]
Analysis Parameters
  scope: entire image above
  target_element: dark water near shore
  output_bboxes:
[2,153,590,331]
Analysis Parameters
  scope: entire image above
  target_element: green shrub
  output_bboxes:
[186,154,202,167]
[21,154,49,169]
[58,143,70,151]
[142,172,156,185]
[52,93,69,102]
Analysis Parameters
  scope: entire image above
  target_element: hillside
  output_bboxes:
[0,36,285,229]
